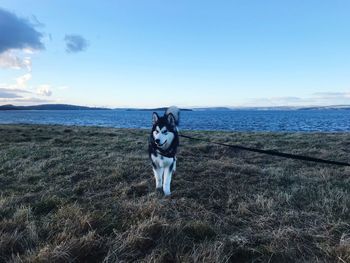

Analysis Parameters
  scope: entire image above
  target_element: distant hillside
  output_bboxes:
[192,107,232,111]
[0,104,110,111]
[194,105,350,111]
[298,105,350,110]
[2,104,349,111]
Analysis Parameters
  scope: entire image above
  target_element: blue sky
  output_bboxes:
[0,0,350,108]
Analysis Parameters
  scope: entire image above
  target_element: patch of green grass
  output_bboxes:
[0,124,349,262]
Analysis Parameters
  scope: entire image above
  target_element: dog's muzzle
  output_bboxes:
[155,139,167,147]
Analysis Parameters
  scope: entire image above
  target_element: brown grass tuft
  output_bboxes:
[0,124,349,262]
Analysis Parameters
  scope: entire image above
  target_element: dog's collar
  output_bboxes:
[155,147,176,158]
[150,138,178,158]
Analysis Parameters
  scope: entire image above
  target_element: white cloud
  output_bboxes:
[0,88,22,98]
[37,84,52,96]
[0,50,32,71]
[0,73,33,94]
[0,8,44,53]
[23,48,35,55]
[16,73,32,88]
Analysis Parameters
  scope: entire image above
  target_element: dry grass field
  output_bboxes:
[0,124,349,262]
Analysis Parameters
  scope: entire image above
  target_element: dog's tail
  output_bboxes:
[165,106,180,125]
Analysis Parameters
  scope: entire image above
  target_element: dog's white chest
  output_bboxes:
[151,153,174,168]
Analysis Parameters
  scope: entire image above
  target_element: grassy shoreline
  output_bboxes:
[0,124,349,262]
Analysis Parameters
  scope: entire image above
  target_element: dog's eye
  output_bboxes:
[162,130,168,134]
[154,130,159,134]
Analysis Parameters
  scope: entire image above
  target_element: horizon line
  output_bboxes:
[1,103,350,109]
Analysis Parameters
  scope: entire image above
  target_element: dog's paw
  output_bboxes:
[163,192,171,197]
[156,187,163,196]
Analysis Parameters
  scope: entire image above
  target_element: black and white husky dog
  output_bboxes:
[148,107,180,196]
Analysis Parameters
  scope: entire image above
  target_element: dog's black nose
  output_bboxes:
[155,139,160,144]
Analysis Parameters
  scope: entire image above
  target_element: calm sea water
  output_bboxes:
[0,109,349,132]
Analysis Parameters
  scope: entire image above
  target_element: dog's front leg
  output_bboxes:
[163,161,176,196]
[153,167,164,191]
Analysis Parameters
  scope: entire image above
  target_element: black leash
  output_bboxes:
[179,134,350,167]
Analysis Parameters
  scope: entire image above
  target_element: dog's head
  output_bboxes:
[151,112,177,151]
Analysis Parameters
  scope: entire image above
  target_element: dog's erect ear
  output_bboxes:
[152,112,159,125]
[167,113,176,129]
